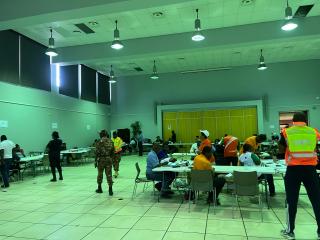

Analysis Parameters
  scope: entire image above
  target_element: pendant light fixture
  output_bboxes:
[192,9,205,42]
[111,20,124,50]
[257,49,268,71]
[45,28,58,57]
[109,65,117,83]
[281,0,298,31]
[150,60,159,80]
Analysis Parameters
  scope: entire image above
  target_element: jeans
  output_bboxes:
[0,158,12,187]
[146,172,176,191]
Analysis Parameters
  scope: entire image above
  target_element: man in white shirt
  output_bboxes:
[0,135,15,188]
[190,136,200,154]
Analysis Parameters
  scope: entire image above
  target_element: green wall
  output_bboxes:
[110,59,320,141]
[0,81,110,153]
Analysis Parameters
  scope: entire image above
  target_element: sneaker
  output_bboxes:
[281,230,295,239]
[50,179,57,182]
[59,177,63,181]
[154,182,162,192]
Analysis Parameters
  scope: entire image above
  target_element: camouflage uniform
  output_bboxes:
[95,137,114,186]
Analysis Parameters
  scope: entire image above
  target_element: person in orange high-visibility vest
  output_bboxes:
[111,131,123,178]
[223,134,239,166]
[279,112,320,240]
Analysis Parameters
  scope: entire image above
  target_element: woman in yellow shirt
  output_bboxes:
[193,146,226,205]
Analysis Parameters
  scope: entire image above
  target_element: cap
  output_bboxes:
[200,130,209,137]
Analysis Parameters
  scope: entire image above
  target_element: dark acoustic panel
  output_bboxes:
[117,128,130,143]
[97,72,110,105]
[0,30,19,84]
[81,65,97,102]
[20,35,51,91]
[59,65,79,98]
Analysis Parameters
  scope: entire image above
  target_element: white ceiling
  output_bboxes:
[2,0,320,76]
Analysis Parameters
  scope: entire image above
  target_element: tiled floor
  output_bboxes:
[0,155,319,240]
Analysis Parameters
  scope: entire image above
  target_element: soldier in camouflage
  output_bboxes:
[95,130,115,196]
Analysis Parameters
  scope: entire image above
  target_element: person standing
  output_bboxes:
[137,130,144,156]
[198,130,213,157]
[171,130,177,143]
[111,131,123,178]
[95,130,114,196]
[279,112,320,239]
[223,134,239,166]
[46,131,63,182]
[0,135,15,188]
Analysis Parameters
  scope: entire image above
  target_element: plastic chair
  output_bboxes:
[188,169,216,213]
[232,171,263,221]
[132,162,155,199]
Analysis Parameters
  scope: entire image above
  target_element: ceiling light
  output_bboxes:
[257,49,268,71]
[111,20,123,50]
[109,65,117,83]
[45,28,58,57]
[192,9,205,42]
[150,60,159,80]
[281,0,298,31]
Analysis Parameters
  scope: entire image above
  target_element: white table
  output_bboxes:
[171,153,196,159]
[20,154,44,177]
[60,148,90,154]
[153,165,275,207]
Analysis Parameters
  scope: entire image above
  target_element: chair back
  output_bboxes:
[135,162,141,180]
[233,171,259,196]
[190,169,214,192]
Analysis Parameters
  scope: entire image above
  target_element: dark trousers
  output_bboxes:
[216,157,238,166]
[50,159,62,180]
[146,172,175,191]
[284,166,320,234]
[97,160,112,186]
[259,174,275,195]
[209,176,226,199]
[113,153,121,171]
[138,142,143,156]
[0,158,12,187]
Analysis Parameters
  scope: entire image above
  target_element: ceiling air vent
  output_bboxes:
[134,67,144,72]
[294,5,314,18]
[74,23,95,34]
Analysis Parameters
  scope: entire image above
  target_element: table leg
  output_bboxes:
[264,175,269,209]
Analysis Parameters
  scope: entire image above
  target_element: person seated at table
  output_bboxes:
[240,134,267,154]
[155,136,163,144]
[193,146,225,205]
[239,144,276,197]
[12,144,25,159]
[190,136,200,154]
[146,142,176,198]
[157,142,170,160]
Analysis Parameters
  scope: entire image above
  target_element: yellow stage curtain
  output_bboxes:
[162,107,257,143]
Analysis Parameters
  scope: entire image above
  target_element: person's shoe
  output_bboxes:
[1,184,9,188]
[50,178,57,182]
[114,171,119,178]
[59,176,63,181]
[160,193,172,199]
[154,182,162,192]
[270,192,276,197]
[96,185,103,193]
[281,230,295,239]
[109,186,113,196]
[215,198,221,206]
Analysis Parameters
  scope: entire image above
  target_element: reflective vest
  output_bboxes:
[224,136,238,157]
[112,137,123,153]
[283,125,318,166]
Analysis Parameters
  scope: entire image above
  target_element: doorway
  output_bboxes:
[279,110,308,130]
